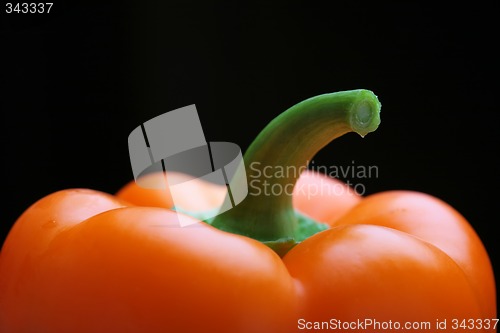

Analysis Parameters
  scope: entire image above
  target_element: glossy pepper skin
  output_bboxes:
[0,90,496,333]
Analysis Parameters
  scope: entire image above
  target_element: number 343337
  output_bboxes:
[5,3,53,14]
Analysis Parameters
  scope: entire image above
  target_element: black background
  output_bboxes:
[1,2,498,301]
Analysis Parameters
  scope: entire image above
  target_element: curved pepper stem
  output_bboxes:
[211,89,381,256]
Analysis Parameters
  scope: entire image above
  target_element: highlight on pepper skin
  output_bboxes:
[0,90,496,333]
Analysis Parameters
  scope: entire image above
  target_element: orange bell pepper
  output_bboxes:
[0,90,496,333]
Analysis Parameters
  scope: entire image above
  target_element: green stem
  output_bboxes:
[211,89,381,256]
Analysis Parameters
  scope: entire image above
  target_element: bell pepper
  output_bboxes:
[0,90,496,333]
